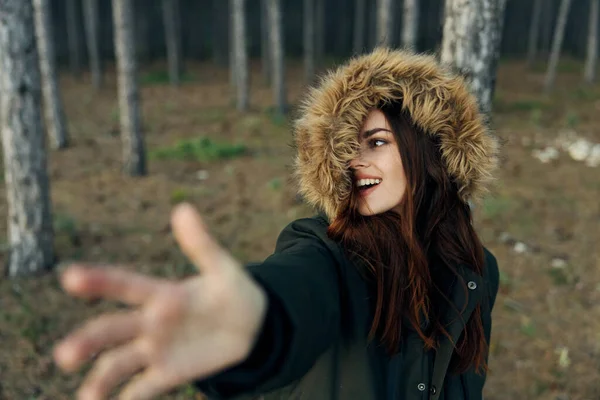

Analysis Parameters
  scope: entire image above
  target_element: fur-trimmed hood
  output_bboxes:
[292,47,500,220]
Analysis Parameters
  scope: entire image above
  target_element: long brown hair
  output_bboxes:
[327,101,488,375]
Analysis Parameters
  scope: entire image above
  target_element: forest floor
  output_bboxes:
[0,57,599,400]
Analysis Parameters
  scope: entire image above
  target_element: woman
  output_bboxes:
[54,48,500,400]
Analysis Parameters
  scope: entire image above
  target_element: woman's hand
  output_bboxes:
[53,203,268,400]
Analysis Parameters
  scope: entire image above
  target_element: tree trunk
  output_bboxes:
[267,0,286,114]
[162,0,183,86]
[260,0,271,85]
[440,0,507,117]
[212,0,229,67]
[376,0,392,46]
[83,0,102,89]
[112,0,146,176]
[66,0,81,77]
[527,0,543,67]
[231,0,249,111]
[33,0,70,150]
[315,0,325,67]
[544,0,572,93]
[402,0,419,49]
[584,0,599,83]
[304,0,315,82]
[0,0,55,277]
[353,0,366,54]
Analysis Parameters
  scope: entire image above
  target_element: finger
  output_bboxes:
[77,342,146,400]
[61,265,164,305]
[170,202,239,275]
[117,368,173,400]
[54,310,142,373]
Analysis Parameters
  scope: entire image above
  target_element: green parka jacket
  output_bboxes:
[197,215,499,400]
[197,48,501,399]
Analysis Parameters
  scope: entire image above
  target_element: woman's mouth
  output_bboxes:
[357,178,381,196]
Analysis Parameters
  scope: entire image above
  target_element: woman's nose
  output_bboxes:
[349,157,368,169]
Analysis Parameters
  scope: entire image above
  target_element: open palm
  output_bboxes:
[53,203,268,400]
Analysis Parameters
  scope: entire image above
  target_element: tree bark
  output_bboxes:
[231,0,249,111]
[544,0,572,93]
[304,0,315,82]
[527,0,543,67]
[112,0,146,176]
[353,0,366,54]
[0,0,55,277]
[440,0,507,117]
[65,0,81,77]
[83,0,102,89]
[267,0,286,114]
[376,0,392,46]
[33,0,70,150]
[402,0,419,49]
[260,0,271,84]
[584,0,599,83]
[162,0,183,86]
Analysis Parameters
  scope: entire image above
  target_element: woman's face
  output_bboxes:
[349,109,407,216]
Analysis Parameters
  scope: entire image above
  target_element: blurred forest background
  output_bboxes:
[0,0,599,399]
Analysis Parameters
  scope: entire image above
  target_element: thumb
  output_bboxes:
[170,203,239,276]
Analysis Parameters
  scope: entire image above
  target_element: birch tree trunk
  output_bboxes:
[376,0,392,46]
[162,0,183,86]
[544,0,572,93]
[231,0,249,111]
[440,0,507,117]
[584,0,599,83]
[83,0,102,89]
[66,0,81,77]
[527,0,543,67]
[304,0,315,82]
[267,0,286,114]
[260,0,271,84]
[33,0,70,150]
[353,0,366,53]
[0,0,55,277]
[402,0,419,49]
[112,0,146,176]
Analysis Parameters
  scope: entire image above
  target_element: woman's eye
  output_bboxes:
[370,139,387,148]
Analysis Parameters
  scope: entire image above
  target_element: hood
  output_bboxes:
[292,47,500,220]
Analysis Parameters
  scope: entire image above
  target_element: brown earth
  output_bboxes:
[0,58,599,400]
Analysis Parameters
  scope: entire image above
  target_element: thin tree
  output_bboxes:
[112,0,146,176]
[402,0,419,49]
[83,0,102,89]
[260,0,271,85]
[33,0,70,149]
[544,0,572,93]
[440,0,507,117]
[315,0,325,67]
[231,0,249,111]
[527,0,543,67]
[267,0,286,114]
[0,0,55,277]
[162,0,183,86]
[304,0,315,82]
[376,0,393,46]
[353,0,366,54]
[66,0,81,77]
[584,0,599,83]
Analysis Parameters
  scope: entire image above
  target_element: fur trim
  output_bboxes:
[292,47,500,220]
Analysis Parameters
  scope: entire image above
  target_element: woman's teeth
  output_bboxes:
[357,178,381,187]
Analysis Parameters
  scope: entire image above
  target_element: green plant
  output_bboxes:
[564,111,580,128]
[170,188,189,204]
[267,177,282,190]
[150,137,247,162]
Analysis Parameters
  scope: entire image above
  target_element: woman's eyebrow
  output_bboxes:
[361,128,393,139]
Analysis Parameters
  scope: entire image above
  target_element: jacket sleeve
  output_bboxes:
[194,218,343,398]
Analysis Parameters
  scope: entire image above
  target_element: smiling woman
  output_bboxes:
[53,47,500,400]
